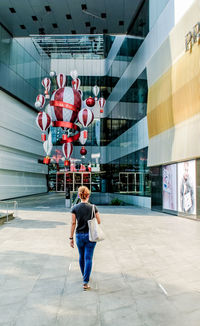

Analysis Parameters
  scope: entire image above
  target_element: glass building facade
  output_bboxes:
[2,0,198,215]
[45,31,150,201]
[0,23,50,107]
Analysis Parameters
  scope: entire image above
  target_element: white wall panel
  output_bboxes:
[110,193,151,208]
[105,36,125,74]
[149,0,170,30]
[0,170,47,199]
[51,36,126,77]
[51,59,106,76]
[174,0,196,24]
[0,90,48,199]
[51,58,129,78]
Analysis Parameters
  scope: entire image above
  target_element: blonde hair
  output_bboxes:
[78,186,90,200]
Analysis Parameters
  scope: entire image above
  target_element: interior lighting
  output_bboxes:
[9,8,16,13]
[81,4,87,10]
[82,9,104,20]
[66,14,72,19]
[45,6,51,12]
[90,27,96,34]
[39,28,45,35]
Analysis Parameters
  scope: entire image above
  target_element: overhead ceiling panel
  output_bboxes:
[0,0,145,37]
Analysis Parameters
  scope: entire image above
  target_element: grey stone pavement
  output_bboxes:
[1,193,200,326]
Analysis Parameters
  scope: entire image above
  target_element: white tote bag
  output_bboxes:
[88,205,105,242]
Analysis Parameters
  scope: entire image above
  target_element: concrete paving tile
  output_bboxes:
[0,287,31,306]
[96,276,128,294]
[188,279,200,292]
[135,293,178,326]
[14,306,57,326]
[181,309,200,326]
[1,276,37,291]
[128,278,164,297]
[168,292,200,313]
[156,278,197,296]
[0,303,23,324]
[64,280,84,295]
[93,269,123,281]
[123,267,152,282]
[99,288,134,312]
[61,290,98,307]
[56,309,99,326]
[181,268,200,283]
[31,277,65,294]
[24,289,62,308]
[39,267,67,280]
[100,305,143,326]
[66,270,82,284]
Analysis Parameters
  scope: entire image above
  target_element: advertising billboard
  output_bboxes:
[178,160,196,214]
[163,164,177,211]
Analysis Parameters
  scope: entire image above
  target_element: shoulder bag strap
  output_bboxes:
[91,204,95,219]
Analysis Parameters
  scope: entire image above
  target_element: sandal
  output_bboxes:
[83,283,90,290]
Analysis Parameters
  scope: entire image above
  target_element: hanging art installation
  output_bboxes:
[35,70,106,165]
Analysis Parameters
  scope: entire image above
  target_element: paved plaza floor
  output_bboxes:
[1,193,200,326]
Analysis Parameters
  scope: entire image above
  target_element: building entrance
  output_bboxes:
[55,172,101,193]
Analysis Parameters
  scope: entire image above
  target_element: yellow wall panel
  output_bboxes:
[147,43,200,138]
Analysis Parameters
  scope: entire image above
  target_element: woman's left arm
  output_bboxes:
[69,213,76,248]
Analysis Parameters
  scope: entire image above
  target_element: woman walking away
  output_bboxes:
[69,186,101,290]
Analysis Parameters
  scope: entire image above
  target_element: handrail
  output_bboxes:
[0,200,18,222]
[0,200,18,204]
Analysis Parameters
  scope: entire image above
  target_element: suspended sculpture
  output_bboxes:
[78,108,94,128]
[42,77,51,99]
[56,73,66,88]
[62,142,73,166]
[36,111,51,141]
[79,130,88,145]
[43,131,53,164]
[35,94,45,108]
[99,97,106,114]
[35,70,106,165]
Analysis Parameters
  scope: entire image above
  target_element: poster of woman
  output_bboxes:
[163,164,177,211]
[178,160,196,214]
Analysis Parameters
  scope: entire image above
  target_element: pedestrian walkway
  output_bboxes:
[1,193,200,326]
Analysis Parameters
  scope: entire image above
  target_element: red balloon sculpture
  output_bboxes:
[36,70,102,163]
[86,97,95,107]
[56,73,66,88]
[80,146,87,156]
[78,108,94,127]
[36,112,51,141]
[99,97,106,113]
[62,143,73,160]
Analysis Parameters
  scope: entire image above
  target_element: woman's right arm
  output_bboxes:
[95,212,101,224]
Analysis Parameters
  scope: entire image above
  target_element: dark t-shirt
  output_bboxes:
[71,202,98,233]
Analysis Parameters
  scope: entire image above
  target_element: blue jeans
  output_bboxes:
[76,233,96,284]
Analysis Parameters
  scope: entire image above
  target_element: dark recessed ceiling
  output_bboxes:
[0,0,145,36]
